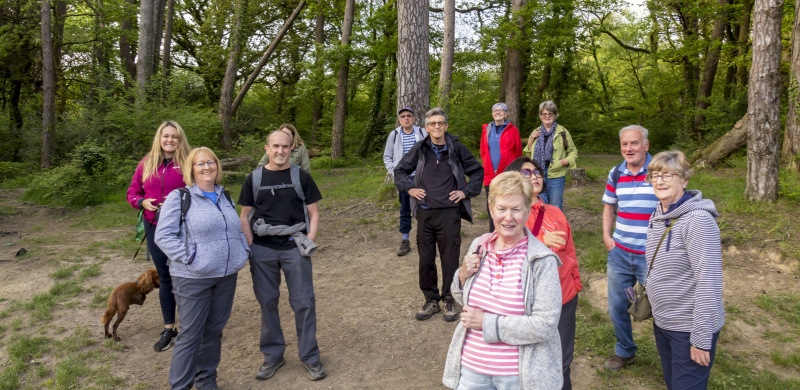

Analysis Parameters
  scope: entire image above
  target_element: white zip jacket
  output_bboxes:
[383,125,427,175]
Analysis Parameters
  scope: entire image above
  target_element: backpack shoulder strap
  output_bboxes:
[560,130,569,150]
[290,165,309,229]
[177,187,192,255]
[252,167,262,204]
[611,163,624,215]
[222,189,235,209]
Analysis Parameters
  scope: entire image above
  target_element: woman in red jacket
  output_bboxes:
[480,103,522,231]
[127,121,191,352]
[505,155,583,390]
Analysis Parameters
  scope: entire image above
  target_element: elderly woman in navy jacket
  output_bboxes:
[156,147,249,390]
[645,151,724,390]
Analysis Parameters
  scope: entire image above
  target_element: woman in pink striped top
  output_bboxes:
[443,172,564,390]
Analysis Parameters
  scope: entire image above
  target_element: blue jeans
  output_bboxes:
[398,189,412,234]
[607,246,648,358]
[539,167,565,211]
[653,323,719,390]
[457,366,519,390]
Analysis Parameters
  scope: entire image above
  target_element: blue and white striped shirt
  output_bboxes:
[602,154,659,253]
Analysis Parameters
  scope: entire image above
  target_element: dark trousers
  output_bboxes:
[416,207,461,302]
[145,220,176,325]
[250,244,320,364]
[485,185,494,232]
[169,273,238,390]
[653,323,719,390]
[398,189,412,234]
[559,294,578,390]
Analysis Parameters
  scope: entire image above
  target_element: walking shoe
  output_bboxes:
[303,361,327,381]
[415,300,440,321]
[442,299,458,322]
[397,239,411,256]
[604,354,636,371]
[255,359,285,380]
[153,328,178,352]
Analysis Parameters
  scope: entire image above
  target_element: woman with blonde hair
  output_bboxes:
[258,123,311,172]
[126,120,191,352]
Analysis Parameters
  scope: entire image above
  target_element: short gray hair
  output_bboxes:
[492,102,508,112]
[619,125,649,141]
[425,107,448,125]
[538,101,559,119]
[648,150,692,181]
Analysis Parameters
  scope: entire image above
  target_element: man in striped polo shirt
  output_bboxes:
[383,107,428,256]
[601,125,659,371]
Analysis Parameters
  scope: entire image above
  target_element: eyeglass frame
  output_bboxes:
[647,172,679,183]
[194,160,217,168]
[427,121,447,128]
[399,114,414,119]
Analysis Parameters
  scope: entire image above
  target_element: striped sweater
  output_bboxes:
[646,190,725,350]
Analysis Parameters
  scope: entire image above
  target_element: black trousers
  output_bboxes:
[416,207,461,302]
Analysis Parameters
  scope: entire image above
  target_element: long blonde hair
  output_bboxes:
[142,121,191,181]
[280,123,305,148]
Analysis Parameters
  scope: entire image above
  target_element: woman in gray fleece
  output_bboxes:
[155,147,250,390]
[442,172,563,390]
[645,151,724,390]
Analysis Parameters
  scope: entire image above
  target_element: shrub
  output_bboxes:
[0,162,28,181]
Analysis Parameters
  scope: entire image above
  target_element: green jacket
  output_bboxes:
[257,145,311,172]
[522,124,578,179]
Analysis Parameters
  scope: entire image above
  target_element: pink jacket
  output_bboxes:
[127,157,186,224]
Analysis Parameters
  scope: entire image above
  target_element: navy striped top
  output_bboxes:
[602,154,659,253]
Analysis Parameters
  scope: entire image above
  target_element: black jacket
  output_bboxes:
[394,132,484,223]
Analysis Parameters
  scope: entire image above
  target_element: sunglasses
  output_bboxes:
[520,168,542,178]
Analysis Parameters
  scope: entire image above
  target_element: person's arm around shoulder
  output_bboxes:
[482,254,562,345]
[306,202,319,242]
[154,189,188,263]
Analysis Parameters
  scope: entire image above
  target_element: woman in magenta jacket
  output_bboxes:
[480,102,522,231]
[127,120,191,352]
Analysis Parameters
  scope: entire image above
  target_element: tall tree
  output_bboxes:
[219,0,248,149]
[397,0,429,127]
[437,0,455,111]
[331,0,355,158]
[161,0,175,78]
[310,1,325,145]
[41,0,56,169]
[781,0,800,171]
[694,0,729,131]
[746,0,784,201]
[119,0,137,88]
[136,0,157,102]
[505,0,526,127]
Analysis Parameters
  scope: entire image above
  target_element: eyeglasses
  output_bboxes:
[520,168,542,178]
[492,109,506,114]
[399,114,414,119]
[649,173,677,182]
[194,160,217,168]
[427,121,447,128]
[540,112,554,117]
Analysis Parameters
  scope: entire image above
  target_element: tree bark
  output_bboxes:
[161,0,175,78]
[331,0,355,159]
[738,0,754,87]
[152,0,166,74]
[218,0,248,150]
[694,0,729,131]
[397,0,430,128]
[136,0,156,103]
[310,2,325,145]
[230,1,306,115]
[693,114,748,168]
[437,0,454,110]
[119,0,137,88]
[781,0,800,171]
[41,0,56,169]
[746,0,784,202]
[359,56,387,157]
[505,0,525,127]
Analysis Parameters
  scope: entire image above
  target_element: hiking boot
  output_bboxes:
[415,300,440,321]
[442,299,458,322]
[255,359,285,380]
[604,354,636,371]
[397,239,411,256]
[153,328,178,352]
[303,361,327,381]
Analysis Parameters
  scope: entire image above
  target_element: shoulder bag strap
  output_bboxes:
[646,218,678,279]
[531,204,546,237]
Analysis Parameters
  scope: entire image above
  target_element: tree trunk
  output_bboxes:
[331,0,355,159]
[119,0,137,88]
[738,0,754,87]
[219,0,248,150]
[746,0,784,202]
[152,0,166,74]
[397,0,430,128]
[310,2,325,145]
[505,0,525,127]
[136,0,156,103]
[694,0,728,131]
[161,0,175,78]
[9,80,23,162]
[230,1,306,115]
[437,0,454,110]
[693,114,748,168]
[41,0,56,169]
[781,0,800,171]
[532,45,554,107]
[359,57,387,157]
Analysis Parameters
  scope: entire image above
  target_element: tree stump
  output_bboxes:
[569,168,586,187]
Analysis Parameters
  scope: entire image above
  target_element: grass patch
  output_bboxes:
[709,348,800,389]
[79,263,101,280]
[754,294,800,331]
[49,265,81,280]
[572,229,607,273]
[311,167,386,203]
[770,348,800,370]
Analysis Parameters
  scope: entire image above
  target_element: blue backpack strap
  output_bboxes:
[611,162,624,214]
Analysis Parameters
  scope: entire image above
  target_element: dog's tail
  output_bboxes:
[101,296,116,324]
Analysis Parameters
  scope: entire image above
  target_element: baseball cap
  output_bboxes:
[398,107,414,115]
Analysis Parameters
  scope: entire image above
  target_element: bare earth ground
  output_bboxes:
[1,169,799,389]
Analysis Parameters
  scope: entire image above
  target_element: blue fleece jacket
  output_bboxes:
[155,184,249,279]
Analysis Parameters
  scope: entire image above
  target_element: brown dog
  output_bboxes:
[102,268,159,341]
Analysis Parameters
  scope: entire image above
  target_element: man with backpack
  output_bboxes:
[383,107,428,256]
[601,125,659,372]
[238,130,325,381]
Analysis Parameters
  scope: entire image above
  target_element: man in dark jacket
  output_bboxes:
[394,107,484,322]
